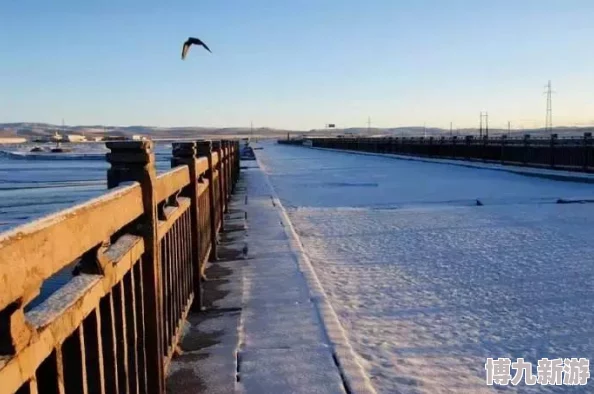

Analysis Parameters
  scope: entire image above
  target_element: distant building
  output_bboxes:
[66,134,86,142]
[131,135,146,141]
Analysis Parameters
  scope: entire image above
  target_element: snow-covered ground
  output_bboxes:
[257,142,594,393]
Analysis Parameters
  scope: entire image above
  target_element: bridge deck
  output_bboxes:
[166,161,370,393]
[256,142,594,393]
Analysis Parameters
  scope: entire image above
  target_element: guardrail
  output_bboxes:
[0,139,240,394]
[280,133,594,172]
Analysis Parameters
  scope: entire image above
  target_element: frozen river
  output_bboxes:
[257,142,594,393]
[0,143,173,232]
[0,143,174,307]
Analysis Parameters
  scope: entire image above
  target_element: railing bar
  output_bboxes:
[79,325,89,394]
[185,210,193,303]
[170,226,177,350]
[56,346,66,394]
[181,211,188,305]
[174,217,181,326]
[177,214,183,324]
[113,282,129,394]
[166,229,174,352]
[182,211,189,310]
[99,294,119,394]
[125,269,140,394]
[179,211,187,305]
[176,215,184,318]
[172,219,180,332]
[28,377,39,394]
[83,308,106,394]
[59,325,88,394]
[173,216,180,338]
[160,233,168,354]
[134,261,148,394]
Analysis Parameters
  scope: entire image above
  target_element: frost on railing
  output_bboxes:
[0,139,240,394]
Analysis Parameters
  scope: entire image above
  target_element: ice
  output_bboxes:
[257,142,594,393]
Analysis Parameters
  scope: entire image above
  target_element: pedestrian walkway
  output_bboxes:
[166,159,373,393]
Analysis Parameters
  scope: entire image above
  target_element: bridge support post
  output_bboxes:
[197,140,219,261]
[106,141,164,394]
[171,142,204,311]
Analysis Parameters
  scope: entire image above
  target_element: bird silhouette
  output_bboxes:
[181,37,212,60]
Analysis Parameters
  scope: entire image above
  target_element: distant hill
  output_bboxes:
[306,126,594,138]
[0,123,299,139]
[1,123,592,140]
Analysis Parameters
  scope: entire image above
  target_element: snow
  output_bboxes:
[169,166,354,394]
[256,142,594,393]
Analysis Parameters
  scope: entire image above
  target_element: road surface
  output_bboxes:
[257,142,594,393]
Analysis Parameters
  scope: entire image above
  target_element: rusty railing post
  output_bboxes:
[106,141,164,394]
[196,140,218,261]
[171,142,203,311]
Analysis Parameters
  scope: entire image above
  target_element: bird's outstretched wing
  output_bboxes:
[188,37,212,53]
[181,41,191,60]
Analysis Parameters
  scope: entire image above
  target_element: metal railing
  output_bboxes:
[280,133,594,172]
[0,139,240,394]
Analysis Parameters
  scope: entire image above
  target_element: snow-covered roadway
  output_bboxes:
[257,142,594,393]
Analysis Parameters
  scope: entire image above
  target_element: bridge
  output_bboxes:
[1,136,594,393]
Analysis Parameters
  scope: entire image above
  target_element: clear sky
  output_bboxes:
[1,0,593,130]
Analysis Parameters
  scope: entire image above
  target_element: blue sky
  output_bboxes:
[1,1,593,130]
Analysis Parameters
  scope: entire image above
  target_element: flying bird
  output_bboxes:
[181,37,212,60]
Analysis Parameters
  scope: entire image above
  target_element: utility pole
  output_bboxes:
[507,121,511,136]
[423,123,427,138]
[367,116,371,134]
[479,112,488,138]
[450,122,453,137]
[545,80,553,134]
